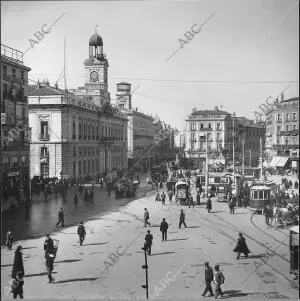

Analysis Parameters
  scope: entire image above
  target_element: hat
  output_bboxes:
[204,261,209,266]
[215,264,220,269]
[147,230,150,233]
[46,233,50,237]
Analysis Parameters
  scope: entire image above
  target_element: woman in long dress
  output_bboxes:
[233,233,250,259]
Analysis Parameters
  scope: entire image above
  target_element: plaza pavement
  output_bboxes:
[1,188,299,300]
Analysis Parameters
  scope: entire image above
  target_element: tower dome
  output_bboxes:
[89,32,103,47]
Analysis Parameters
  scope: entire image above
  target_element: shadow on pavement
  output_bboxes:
[248,254,267,259]
[151,251,175,256]
[22,247,38,250]
[25,271,58,277]
[1,264,13,267]
[167,238,189,241]
[82,242,109,246]
[55,259,82,263]
[212,211,225,214]
[53,277,98,283]
[222,290,249,298]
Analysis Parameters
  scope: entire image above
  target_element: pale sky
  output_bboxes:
[1,0,299,130]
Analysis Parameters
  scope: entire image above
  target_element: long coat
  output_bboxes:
[233,236,250,254]
[205,266,214,282]
[11,246,24,278]
[206,198,212,210]
[160,221,169,232]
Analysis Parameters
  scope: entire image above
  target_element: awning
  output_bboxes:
[277,157,289,167]
[289,225,299,234]
[268,156,289,167]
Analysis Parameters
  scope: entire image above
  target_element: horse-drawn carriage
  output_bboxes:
[274,200,299,229]
[175,181,189,205]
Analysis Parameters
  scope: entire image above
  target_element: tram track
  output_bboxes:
[191,207,294,286]
[250,213,289,248]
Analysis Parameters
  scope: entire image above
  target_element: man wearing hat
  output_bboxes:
[214,265,225,299]
[44,234,54,257]
[202,261,214,297]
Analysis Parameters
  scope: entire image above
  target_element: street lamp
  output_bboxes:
[141,246,149,299]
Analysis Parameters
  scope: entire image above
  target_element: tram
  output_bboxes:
[249,184,271,214]
[289,226,299,288]
[175,181,189,205]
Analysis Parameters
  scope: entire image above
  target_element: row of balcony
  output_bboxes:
[276,118,297,123]
[39,135,122,143]
[190,127,223,132]
[279,129,299,136]
[273,144,299,150]
[2,74,27,84]
[2,92,27,102]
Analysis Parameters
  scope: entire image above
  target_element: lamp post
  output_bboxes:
[205,132,209,197]
[141,245,149,299]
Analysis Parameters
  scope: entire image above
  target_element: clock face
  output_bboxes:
[90,71,99,82]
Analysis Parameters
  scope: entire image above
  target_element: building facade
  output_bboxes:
[1,44,31,205]
[265,96,299,170]
[28,81,128,181]
[116,82,154,170]
[184,107,234,168]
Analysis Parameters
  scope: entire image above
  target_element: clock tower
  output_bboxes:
[83,29,110,106]
[116,82,132,110]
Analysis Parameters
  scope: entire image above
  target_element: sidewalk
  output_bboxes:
[1,189,298,300]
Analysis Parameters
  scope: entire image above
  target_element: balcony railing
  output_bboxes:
[280,129,299,136]
[273,144,298,150]
[39,134,50,141]
[40,153,49,159]
[276,119,282,123]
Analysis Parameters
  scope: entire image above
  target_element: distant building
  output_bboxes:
[116,82,154,170]
[265,96,299,170]
[1,44,31,206]
[236,117,265,167]
[184,106,234,168]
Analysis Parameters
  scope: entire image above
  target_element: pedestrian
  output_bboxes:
[11,245,24,279]
[6,229,13,250]
[45,251,55,283]
[89,189,94,203]
[288,180,293,189]
[233,233,250,259]
[188,195,195,208]
[196,191,201,205]
[160,218,169,241]
[161,191,166,205]
[107,187,111,199]
[11,271,24,299]
[144,208,151,227]
[201,261,214,297]
[56,208,64,227]
[44,233,54,257]
[74,191,79,206]
[168,190,173,202]
[155,192,161,202]
[84,189,89,203]
[44,184,48,201]
[144,230,153,255]
[264,205,270,225]
[77,221,86,246]
[213,265,225,299]
[179,209,187,228]
[294,181,299,190]
[229,199,235,214]
[206,196,212,213]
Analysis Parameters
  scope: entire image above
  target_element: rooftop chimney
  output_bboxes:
[214,106,218,111]
[281,92,284,102]
[55,83,58,89]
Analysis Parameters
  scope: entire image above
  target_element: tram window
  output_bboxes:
[254,191,258,199]
[215,177,221,183]
[259,191,263,199]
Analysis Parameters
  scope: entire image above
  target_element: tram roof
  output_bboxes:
[250,185,271,190]
[289,226,299,234]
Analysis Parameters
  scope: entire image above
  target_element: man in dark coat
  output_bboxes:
[229,198,235,214]
[77,221,86,246]
[179,209,187,229]
[206,197,212,213]
[196,191,201,205]
[11,245,24,279]
[45,252,55,282]
[161,191,166,205]
[56,208,64,227]
[188,195,195,208]
[74,191,79,206]
[44,233,54,256]
[264,205,271,225]
[160,218,169,241]
[144,230,153,255]
[201,262,214,297]
[234,233,250,259]
[89,189,94,203]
